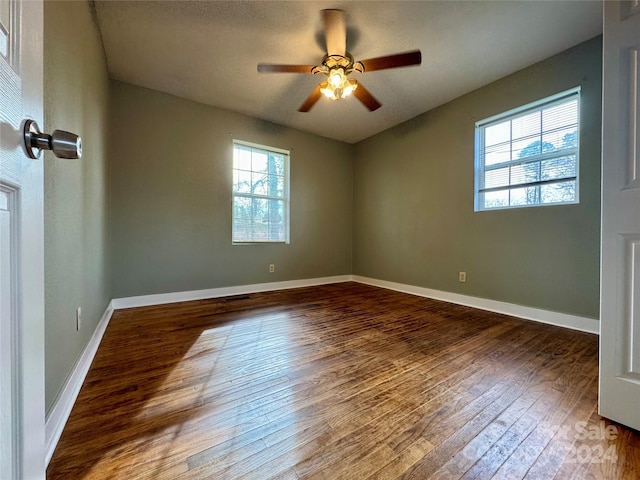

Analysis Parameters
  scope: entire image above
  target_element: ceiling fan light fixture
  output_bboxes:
[328,68,346,88]
[321,75,357,101]
[341,79,358,98]
[321,69,357,101]
[320,81,338,100]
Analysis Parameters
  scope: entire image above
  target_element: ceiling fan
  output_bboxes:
[257,9,422,112]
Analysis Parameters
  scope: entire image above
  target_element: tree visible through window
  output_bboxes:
[475,88,580,211]
[232,141,289,243]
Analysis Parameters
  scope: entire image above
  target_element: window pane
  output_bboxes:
[542,99,578,132]
[543,126,577,150]
[265,174,277,197]
[513,138,538,159]
[252,197,268,240]
[513,138,556,160]
[484,167,510,189]
[270,155,285,176]
[232,196,252,242]
[510,163,532,185]
[541,180,575,204]
[234,170,252,193]
[484,143,510,166]
[512,185,540,205]
[509,187,528,206]
[512,111,540,142]
[541,156,576,181]
[485,121,510,147]
[484,190,509,209]
[275,175,284,197]
[560,131,578,148]
[252,172,268,195]
[268,199,285,241]
[525,161,540,183]
[234,146,252,171]
[252,151,268,173]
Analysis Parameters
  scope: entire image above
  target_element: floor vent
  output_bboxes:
[223,295,251,302]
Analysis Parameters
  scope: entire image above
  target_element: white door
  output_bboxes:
[0,0,45,478]
[599,0,640,431]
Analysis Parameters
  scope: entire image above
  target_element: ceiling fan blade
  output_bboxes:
[298,85,323,112]
[359,50,422,72]
[353,83,381,111]
[322,9,346,56]
[258,64,316,74]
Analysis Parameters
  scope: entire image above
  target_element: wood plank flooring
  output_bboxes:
[47,282,640,479]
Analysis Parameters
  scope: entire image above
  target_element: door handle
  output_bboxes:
[22,119,82,159]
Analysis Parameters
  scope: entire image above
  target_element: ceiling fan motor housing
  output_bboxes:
[319,53,364,74]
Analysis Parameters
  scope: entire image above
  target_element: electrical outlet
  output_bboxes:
[76,307,82,331]
[269,264,275,273]
[459,272,467,283]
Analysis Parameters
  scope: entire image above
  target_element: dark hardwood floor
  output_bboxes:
[47,282,640,479]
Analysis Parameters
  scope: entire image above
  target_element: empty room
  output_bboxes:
[2,0,640,479]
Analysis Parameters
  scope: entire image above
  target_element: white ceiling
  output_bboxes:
[94,1,603,144]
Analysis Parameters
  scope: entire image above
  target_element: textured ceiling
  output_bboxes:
[94,1,602,144]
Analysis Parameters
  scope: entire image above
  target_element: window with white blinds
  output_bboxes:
[232,140,290,243]
[474,88,580,211]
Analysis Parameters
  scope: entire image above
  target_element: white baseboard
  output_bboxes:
[114,274,598,334]
[352,275,600,335]
[111,275,353,309]
[45,301,114,466]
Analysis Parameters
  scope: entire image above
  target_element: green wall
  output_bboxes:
[353,37,602,319]
[109,81,354,298]
[44,1,111,414]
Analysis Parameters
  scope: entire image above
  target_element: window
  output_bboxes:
[232,140,289,243]
[474,88,580,211]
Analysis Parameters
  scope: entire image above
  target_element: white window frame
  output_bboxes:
[474,87,581,211]
[232,139,290,244]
